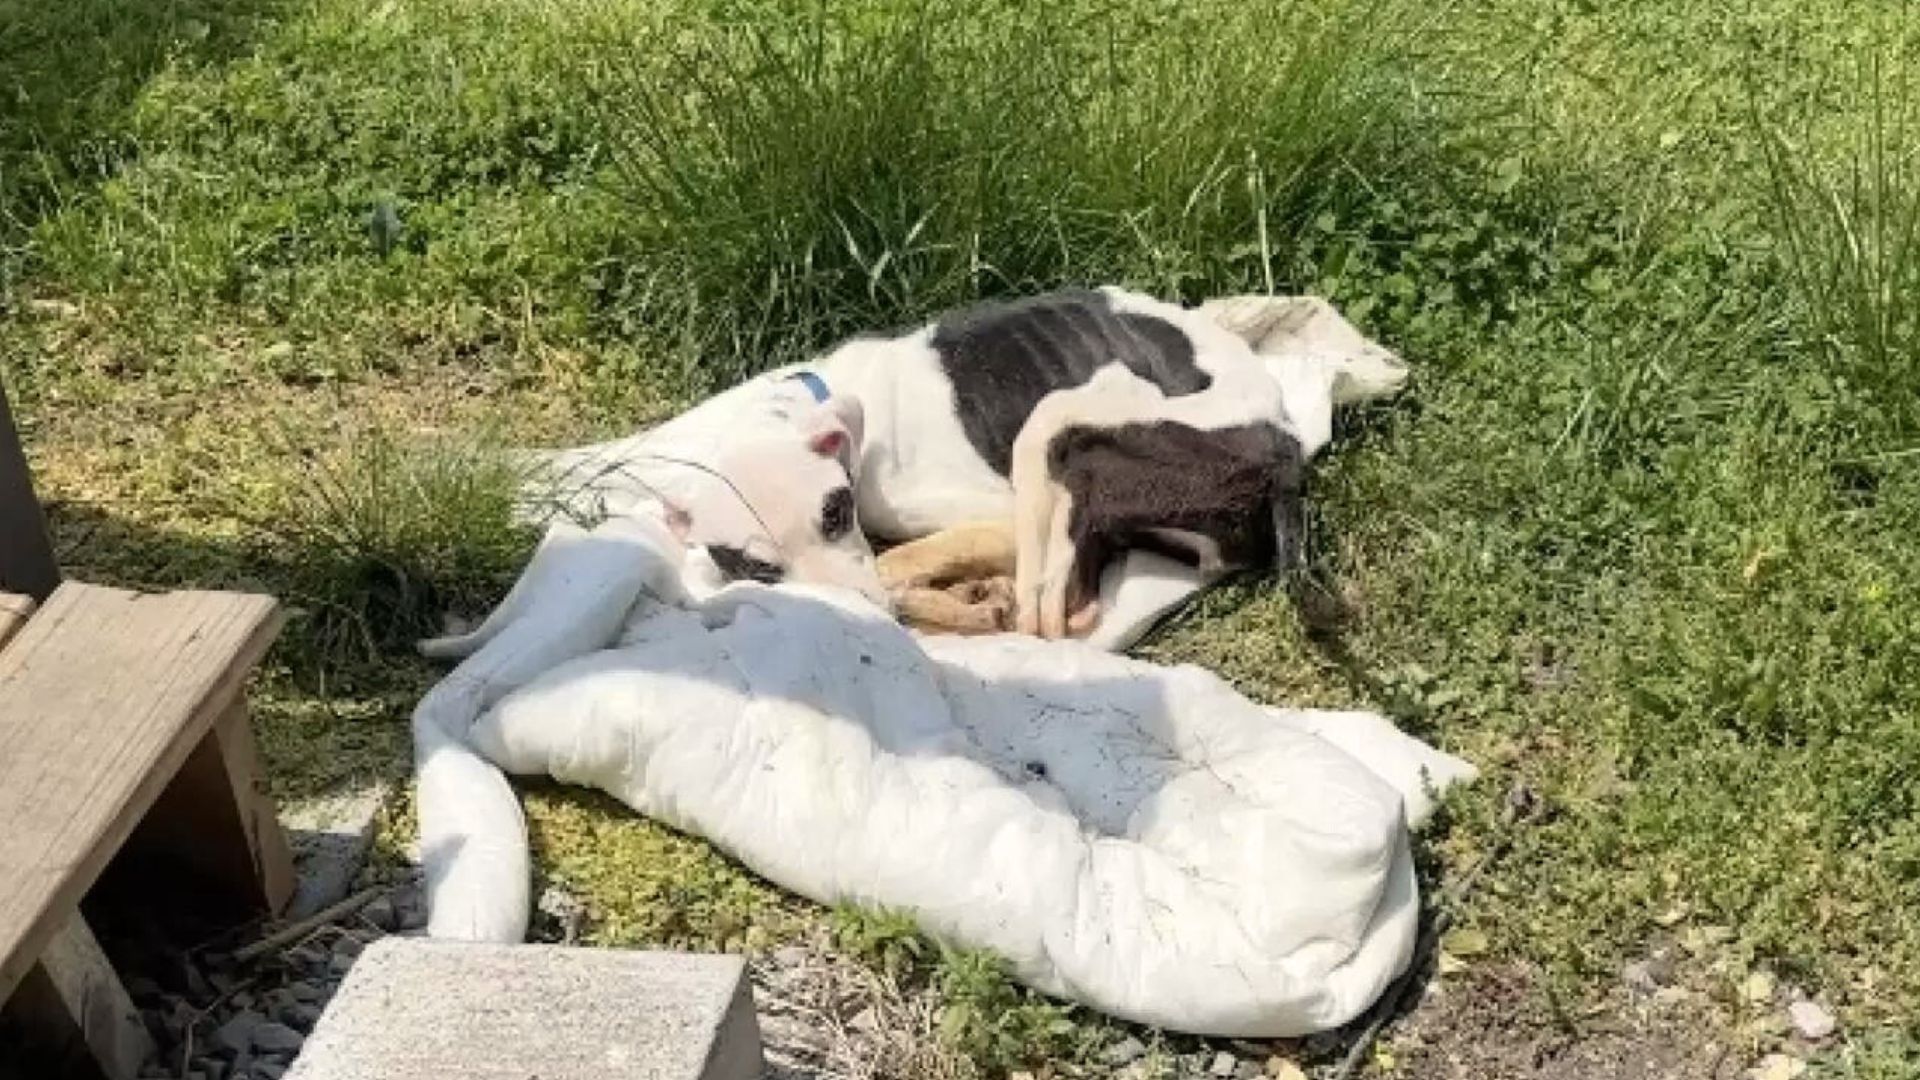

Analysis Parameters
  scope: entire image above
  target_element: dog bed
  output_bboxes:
[413,511,1476,1037]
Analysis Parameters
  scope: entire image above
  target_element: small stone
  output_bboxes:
[328,951,356,977]
[1749,1053,1806,1080]
[1236,1062,1262,1079]
[213,1011,265,1055]
[208,971,240,994]
[1104,1037,1148,1065]
[160,998,197,1041]
[1267,1059,1309,1080]
[1788,1000,1836,1040]
[1744,970,1778,1005]
[1623,960,1658,995]
[253,1065,288,1080]
[231,990,255,1010]
[849,1007,880,1033]
[287,981,323,1004]
[183,964,215,1003]
[393,889,428,930]
[1211,1050,1238,1076]
[361,897,398,932]
[771,945,809,968]
[282,1003,322,1031]
[333,935,364,959]
[537,886,588,943]
[1646,952,1678,985]
[250,1020,304,1054]
[286,946,328,972]
[126,975,164,1002]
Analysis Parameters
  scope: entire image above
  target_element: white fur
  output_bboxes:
[529,380,889,610]
[524,290,1406,649]
[806,328,1014,538]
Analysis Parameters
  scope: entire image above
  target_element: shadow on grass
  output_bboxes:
[44,490,511,687]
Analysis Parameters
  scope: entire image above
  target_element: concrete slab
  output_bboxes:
[283,938,763,1080]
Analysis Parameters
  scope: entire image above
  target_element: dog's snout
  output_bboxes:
[788,543,894,613]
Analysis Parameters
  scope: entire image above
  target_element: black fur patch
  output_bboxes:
[708,544,785,585]
[930,290,1211,475]
[820,486,856,541]
[1046,420,1305,602]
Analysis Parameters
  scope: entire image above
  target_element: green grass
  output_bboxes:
[4,0,1919,1074]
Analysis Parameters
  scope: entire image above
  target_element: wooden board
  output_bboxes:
[0,583,282,1002]
[1,912,153,1080]
[0,595,32,652]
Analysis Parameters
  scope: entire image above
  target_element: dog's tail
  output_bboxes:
[412,514,691,942]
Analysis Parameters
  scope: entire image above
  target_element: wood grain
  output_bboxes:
[0,595,33,653]
[0,583,282,1002]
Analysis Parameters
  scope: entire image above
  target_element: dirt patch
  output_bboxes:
[1393,964,1742,1080]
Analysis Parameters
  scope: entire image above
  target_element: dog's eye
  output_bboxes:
[820,486,855,541]
[708,544,784,584]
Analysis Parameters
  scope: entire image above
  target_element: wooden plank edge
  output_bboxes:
[0,594,33,653]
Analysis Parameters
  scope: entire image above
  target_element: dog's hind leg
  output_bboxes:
[1009,365,1168,638]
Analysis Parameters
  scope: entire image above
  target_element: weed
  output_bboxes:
[589,0,1422,388]
[1752,41,1920,433]
[247,426,533,670]
[829,905,931,982]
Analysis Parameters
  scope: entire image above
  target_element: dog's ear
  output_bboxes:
[660,498,693,544]
[799,395,864,472]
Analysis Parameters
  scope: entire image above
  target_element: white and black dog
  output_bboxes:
[536,287,1406,648]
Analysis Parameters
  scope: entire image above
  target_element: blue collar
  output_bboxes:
[787,370,830,403]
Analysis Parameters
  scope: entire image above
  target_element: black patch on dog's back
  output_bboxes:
[930,290,1211,475]
[1046,420,1304,603]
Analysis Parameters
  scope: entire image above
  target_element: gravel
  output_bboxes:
[123,875,427,1079]
[250,1021,306,1055]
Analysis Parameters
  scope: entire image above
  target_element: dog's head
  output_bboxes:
[676,381,890,610]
